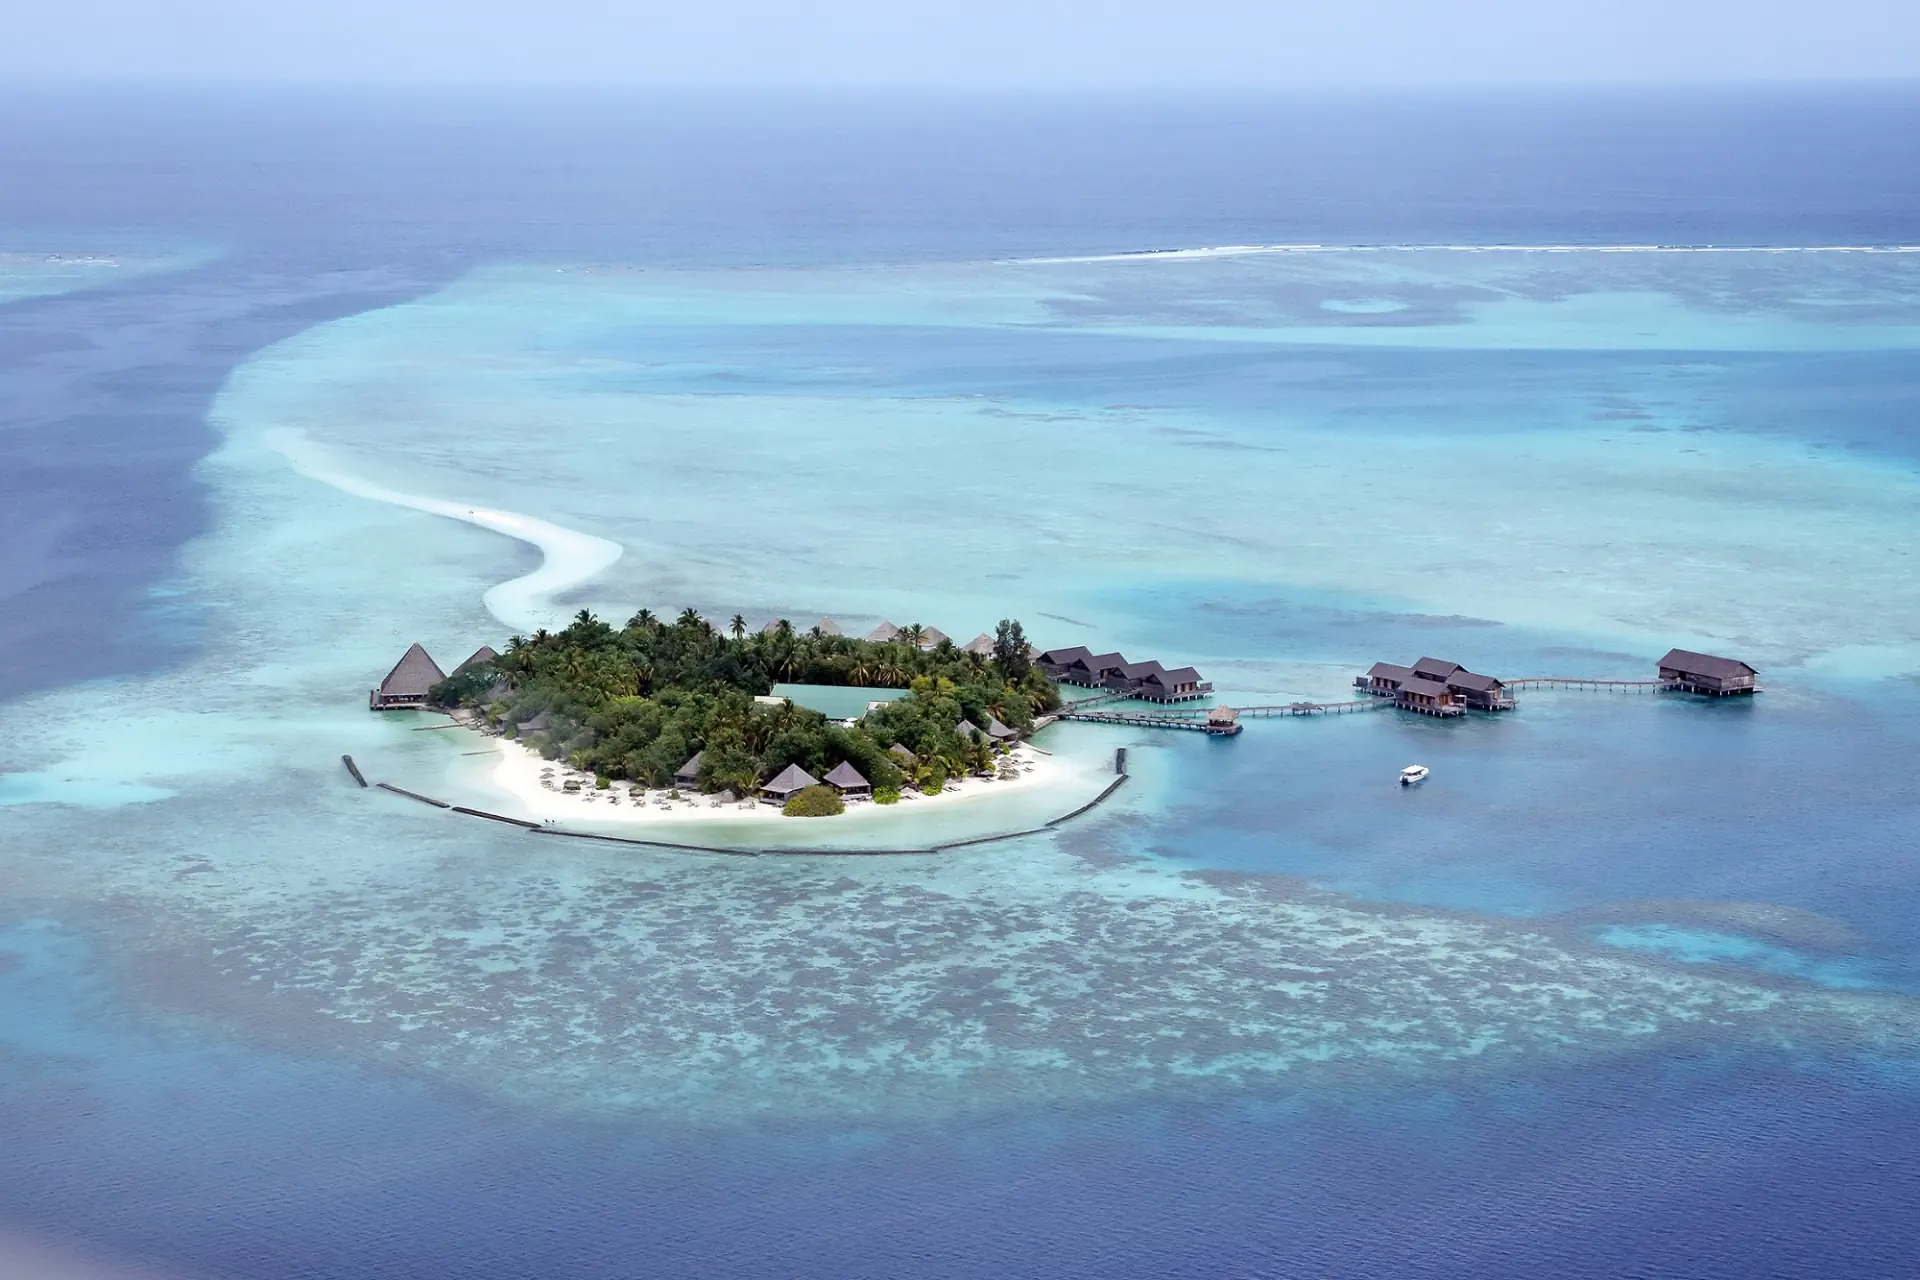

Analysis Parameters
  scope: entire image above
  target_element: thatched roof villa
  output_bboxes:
[451,645,498,676]
[760,763,819,803]
[369,643,445,710]
[823,761,871,797]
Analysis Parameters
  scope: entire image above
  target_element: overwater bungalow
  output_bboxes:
[1659,649,1759,696]
[675,751,704,790]
[866,621,902,643]
[369,643,445,710]
[1108,660,1210,703]
[1360,656,1511,711]
[824,761,871,798]
[760,763,819,804]
[1397,677,1465,717]
[1036,646,1094,679]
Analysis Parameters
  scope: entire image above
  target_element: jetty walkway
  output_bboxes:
[1505,677,1665,691]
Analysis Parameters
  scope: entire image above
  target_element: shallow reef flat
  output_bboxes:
[44,802,1915,1132]
[6,245,1920,1135]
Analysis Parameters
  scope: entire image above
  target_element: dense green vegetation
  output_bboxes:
[782,785,845,817]
[432,610,1058,795]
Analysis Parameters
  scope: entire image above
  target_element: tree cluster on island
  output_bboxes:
[430,610,1058,798]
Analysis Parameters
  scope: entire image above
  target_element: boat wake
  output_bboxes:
[263,427,624,632]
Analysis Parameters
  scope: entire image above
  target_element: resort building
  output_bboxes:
[918,626,952,650]
[369,643,445,710]
[1206,706,1242,734]
[813,618,842,637]
[1036,647,1093,679]
[1397,677,1464,717]
[823,761,871,798]
[451,645,498,676]
[760,763,819,804]
[888,743,916,764]
[1659,649,1759,696]
[983,715,1018,745]
[1360,656,1512,713]
[963,633,996,657]
[866,621,901,643]
[1037,646,1212,700]
[675,751,703,790]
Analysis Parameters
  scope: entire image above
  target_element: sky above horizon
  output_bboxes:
[4,0,1918,88]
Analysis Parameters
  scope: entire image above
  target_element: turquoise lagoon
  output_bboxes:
[6,245,1920,1142]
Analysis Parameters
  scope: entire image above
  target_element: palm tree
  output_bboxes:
[632,608,656,630]
[677,606,702,629]
[730,614,747,641]
[903,623,926,648]
[775,618,793,635]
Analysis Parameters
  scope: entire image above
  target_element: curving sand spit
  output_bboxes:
[265,426,624,631]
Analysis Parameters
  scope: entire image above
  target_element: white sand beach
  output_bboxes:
[485,734,1080,828]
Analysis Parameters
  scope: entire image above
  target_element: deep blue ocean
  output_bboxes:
[5,84,1920,1278]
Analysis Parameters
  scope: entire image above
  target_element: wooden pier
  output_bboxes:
[1505,677,1664,692]
[1058,708,1240,734]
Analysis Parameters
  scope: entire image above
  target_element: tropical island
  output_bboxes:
[424,610,1061,814]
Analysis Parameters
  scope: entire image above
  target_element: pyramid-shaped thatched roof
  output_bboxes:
[676,750,704,779]
[761,763,819,796]
[824,761,869,791]
[888,743,916,760]
[920,626,951,648]
[984,715,1016,740]
[377,643,445,699]
[955,718,981,740]
[813,617,842,636]
[451,645,498,676]
[963,633,994,655]
[865,620,901,643]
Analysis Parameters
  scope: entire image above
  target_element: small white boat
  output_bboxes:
[1399,764,1430,787]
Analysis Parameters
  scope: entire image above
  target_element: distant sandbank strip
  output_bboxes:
[1009,243,1920,264]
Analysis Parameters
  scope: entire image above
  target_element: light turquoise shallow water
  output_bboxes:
[5,246,1920,1132]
